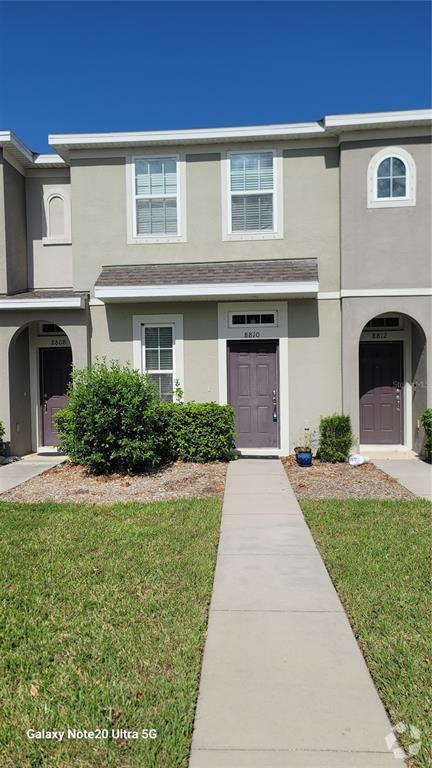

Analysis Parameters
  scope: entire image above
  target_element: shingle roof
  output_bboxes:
[95,259,318,287]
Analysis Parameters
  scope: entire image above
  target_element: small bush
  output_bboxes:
[55,360,166,474]
[420,408,432,457]
[318,414,353,463]
[163,402,235,463]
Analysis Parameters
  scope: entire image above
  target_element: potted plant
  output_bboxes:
[295,429,313,467]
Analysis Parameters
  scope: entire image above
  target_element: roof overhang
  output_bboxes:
[0,131,66,170]
[94,280,319,303]
[0,296,85,309]
[324,109,432,131]
[3,110,430,167]
[49,122,325,158]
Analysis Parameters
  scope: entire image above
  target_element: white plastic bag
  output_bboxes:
[348,454,369,466]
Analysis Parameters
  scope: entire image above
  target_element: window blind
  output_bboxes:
[144,326,174,402]
[230,152,274,232]
[134,157,178,235]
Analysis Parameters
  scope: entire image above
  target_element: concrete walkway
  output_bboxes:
[373,457,432,500]
[0,453,63,494]
[189,459,403,767]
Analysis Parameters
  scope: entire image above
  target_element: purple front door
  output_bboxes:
[359,341,403,444]
[40,347,72,446]
[228,341,279,449]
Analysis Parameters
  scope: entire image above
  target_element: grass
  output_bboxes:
[0,498,222,768]
[301,498,431,767]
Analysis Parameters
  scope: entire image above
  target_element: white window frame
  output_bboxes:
[42,186,72,245]
[141,324,176,401]
[132,314,184,396]
[127,153,187,243]
[367,147,416,208]
[221,148,283,241]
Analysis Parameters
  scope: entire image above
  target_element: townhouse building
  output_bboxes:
[0,109,430,456]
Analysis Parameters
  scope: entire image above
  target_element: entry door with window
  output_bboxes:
[40,347,72,446]
[359,341,403,444]
[228,341,279,449]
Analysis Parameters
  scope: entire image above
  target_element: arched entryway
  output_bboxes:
[9,321,73,454]
[358,312,427,451]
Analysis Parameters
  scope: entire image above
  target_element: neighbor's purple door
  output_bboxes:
[359,341,403,444]
[40,347,72,446]
[228,341,279,449]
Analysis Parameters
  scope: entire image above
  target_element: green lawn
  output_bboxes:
[0,498,222,768]
[301,498,431,768]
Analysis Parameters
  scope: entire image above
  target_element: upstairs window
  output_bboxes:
[376,156,406,199]
[229,152,274,232]
[367,147,416,208]
[134,156,179,236]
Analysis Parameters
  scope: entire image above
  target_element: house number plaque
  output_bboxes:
[243,331,260,338]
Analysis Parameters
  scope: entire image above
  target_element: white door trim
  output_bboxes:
[217,301,289,455]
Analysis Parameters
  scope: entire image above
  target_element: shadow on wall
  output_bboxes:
[283,147,339,170]
[104,302,219,345]
[288,300,320,339]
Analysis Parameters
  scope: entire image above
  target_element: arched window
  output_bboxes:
[376,156,406,199]
[367,147,416,208]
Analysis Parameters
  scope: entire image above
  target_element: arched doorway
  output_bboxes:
[9,321,73,454]
[359,312,427,450]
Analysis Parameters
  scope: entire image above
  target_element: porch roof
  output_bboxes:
[94,258,319,302]
[0,291,86,309]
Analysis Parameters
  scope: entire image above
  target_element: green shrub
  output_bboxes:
[420,408,432,456]
[318,414,353,463]
[163,402,235,463]
[55,360,167,474]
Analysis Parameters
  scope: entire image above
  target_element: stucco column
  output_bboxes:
[0,326,12,446]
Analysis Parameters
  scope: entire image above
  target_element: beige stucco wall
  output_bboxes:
[71,142,340,293]
[90,301,219,402]
[91,297,342,452]
[9,327,32,455]
[0,151,6,294]
[340,135,432,290]
[2,158,28,294]
[288,298,342,448]
[25,173,73,289]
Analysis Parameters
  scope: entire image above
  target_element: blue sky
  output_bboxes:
[0,1,430,153]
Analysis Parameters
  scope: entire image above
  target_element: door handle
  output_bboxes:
[272,389,278,422]
[43,394,48,413]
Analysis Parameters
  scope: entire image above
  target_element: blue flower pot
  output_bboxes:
[296,450,312,467]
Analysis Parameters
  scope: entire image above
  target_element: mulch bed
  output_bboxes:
[0,461,227,504]
[282,456,414,500]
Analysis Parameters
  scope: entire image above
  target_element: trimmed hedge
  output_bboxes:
[420,408,432,458]
[163,402,235,463]
[55,361,235,473]
[318,414,353,463]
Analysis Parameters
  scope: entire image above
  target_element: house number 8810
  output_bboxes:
[244,331,260,338]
